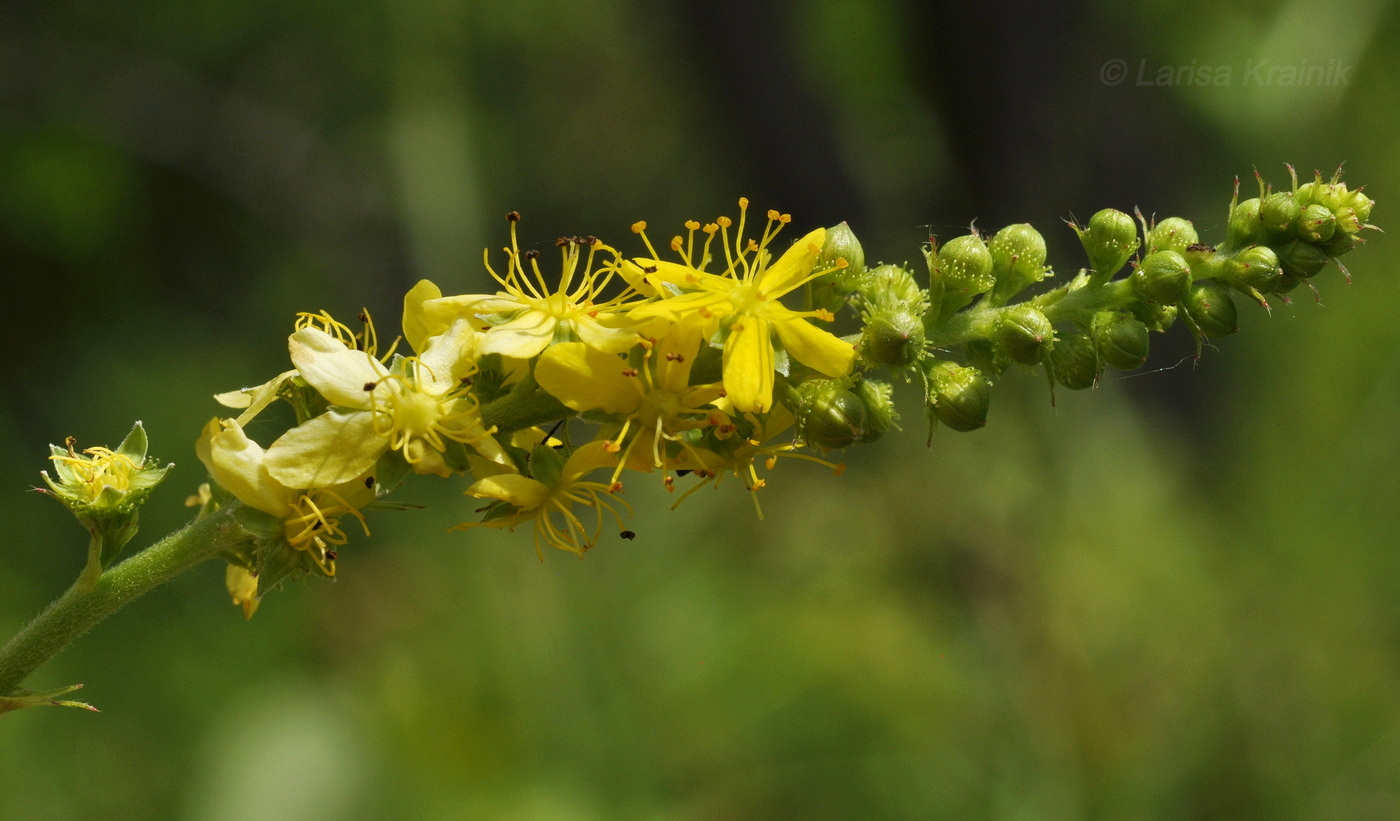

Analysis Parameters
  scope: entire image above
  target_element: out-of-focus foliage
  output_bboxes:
[2,0,1398,818]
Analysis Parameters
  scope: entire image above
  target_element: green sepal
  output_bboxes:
[0,684,99,716]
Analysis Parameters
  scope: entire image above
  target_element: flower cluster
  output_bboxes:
[188,172,1374,616]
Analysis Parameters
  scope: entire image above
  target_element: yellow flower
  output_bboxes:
[197,418,372,577]
[534,317,725,485]
[455,440,632,558]
[626,199,855,413]
[421,217,642,359]
[263,316,508,487]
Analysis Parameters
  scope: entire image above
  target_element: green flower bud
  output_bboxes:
[853,379,897,444]
[1132,250,1193,305]
[860,264,926,311]
[1320,231,1362,257]
[1227,197,1265,247]
[1276,239,1329,279]
[1345,188,1374,224]
[1091,311,1150,371]
[1296,203,1336,243]
[1130,301,1179,333]
[39,422,174,569]
[1275,271,1303,294]
[810,222,867,312]
[862,307,925,368]
[963,338,1007,376]
[1074,208,1139,278]
[925,361,990,432]
[988,223,1049,302]
[932,233,995,314]
[1148,217,1199,256]
[1048,331,1101,390]
[1260,191,1301,240]
[995,304,1055,365]
[1223,245,1282,294]
[793,378,867,450]
[1183,280,1238,338]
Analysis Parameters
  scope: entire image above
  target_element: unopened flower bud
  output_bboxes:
[1320,231,1362,257]
[1131,301,1179,333]
[924,361,990,432]
[1132,250,1193,305]
[1183,280,1238,338]
[853,379,897,444]
[810,222,867,312]
[1276,239,1329,279]
[1074,208,1139,278]
[932,233,995,314]
[862,307,925,368]
[1344,188,1375,223]
[1296,203,1336,243]
[1223,245,1282,294]
[1148,217,1199,256]
[1260,191,1301,240]
[793,378,867,450]
[1227,198,1265,247]
[989,223,1049,302]
[1091,311,1150,371]
[1049,332,1101,390]
[995,304,1055,365]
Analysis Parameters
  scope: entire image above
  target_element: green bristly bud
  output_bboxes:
[39,422,174,570]
[995,304,1055,365]
[862,307,925,369]
[853,379,897,444]
[929,233,995,316]
[1148,217,1199,256]
[1130,301,1179,334]
[1048,332,1101,390]
[1223,245,1282,294]
[988,223,1049,304]
[1091,311,1150,371]
[1132,250,1193,305]
[793,378,868,450]
[1227,197,1265,247]
[1183,280,1239,338]
[925,361,990,432]
[1276,239,1330,280]
[1320,231,1362,258]
[1260,191,1301,241]
[1074,208,1139,280]
[1296,203,1336,243]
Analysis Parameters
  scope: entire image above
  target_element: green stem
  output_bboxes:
[480,373,571,435]
[0,508,248,695]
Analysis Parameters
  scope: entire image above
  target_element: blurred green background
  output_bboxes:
[2,0,1398,817]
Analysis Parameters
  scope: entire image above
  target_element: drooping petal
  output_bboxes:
[466,473,551,510]
[772,313,856,378]
[536,342,640,415]
[561,439,622,482]
[288,328,389,409]
[757,227,825,296]
[264,410,388,488]
[195,419,292,517]
[722,315,774,413]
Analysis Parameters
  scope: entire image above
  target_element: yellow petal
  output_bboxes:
[288,328,388,408]
[572,316,640,354]
[722,315,774,413]
[536,343,640,414]
[264,410,388,488]
[195,419,292,517]
[758,227,825,296]
[562,439,621,481]
[772,314,855,378]
[416,319,479,394]
[478,311,557,359]
[466,473,550,510]
[402,279,444,354]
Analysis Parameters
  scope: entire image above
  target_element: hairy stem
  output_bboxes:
[0,508,248,695]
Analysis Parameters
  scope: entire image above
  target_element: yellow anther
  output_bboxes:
[670,235,683,251]
[766,209,780,221]
[747,238,759,252]
[779,213,792,224]
[631,221,647,233]
[738,197,749,209]
[684,220,700,231]
[836,257,849,268]
[703,223,719,234]
[717,216,732,228]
